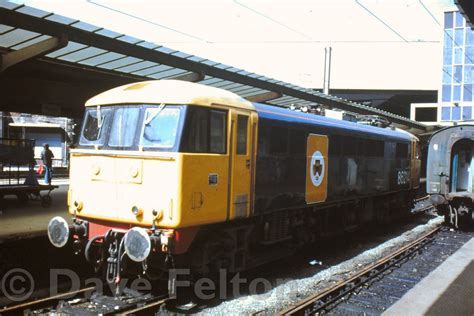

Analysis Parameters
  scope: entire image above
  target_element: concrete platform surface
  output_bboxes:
[384,237,474,316]
[0,180,71,243]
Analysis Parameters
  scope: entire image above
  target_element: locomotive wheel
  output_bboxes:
[190,233,234,278]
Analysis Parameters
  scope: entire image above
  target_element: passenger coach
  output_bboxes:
[47,80,420,286]
[427,124,474,228]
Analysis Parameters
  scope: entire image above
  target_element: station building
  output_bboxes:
[411,7,474,126]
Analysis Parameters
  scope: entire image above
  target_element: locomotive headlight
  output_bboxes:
[131,206,143,216]
[47,216,70,248]
[124,227,151,262]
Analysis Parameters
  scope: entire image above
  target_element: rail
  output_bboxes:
[0,287,169,315]
[0,286,95,315]
[278,225,442,315]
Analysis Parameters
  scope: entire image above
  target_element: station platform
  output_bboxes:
[0,179,72,244]
[384,236,474,315]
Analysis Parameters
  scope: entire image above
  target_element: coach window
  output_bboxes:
[236,115,248,155]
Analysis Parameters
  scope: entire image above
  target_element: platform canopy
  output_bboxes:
[0,1,427,133]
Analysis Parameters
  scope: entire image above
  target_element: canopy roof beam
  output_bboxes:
[246,91,282,102]
[171,71,205,82]
[1,34,67,72]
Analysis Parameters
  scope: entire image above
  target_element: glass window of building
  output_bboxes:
[441,11,474,122]
[442,84,452,102]
[454,47,463,64]
[463,106,472,120]
[455,11,464,28]
[444,29,453,50]
[466,47,474,64]
[453,84,462,101]
[464,84,473,101]
[452,106,461,120]
[441,107,451,121]
[443,66,452,84]
[466,30,474,46]
[444,48,453,65]
[454,65,463,82]
[465,65,474,83]
[445,12,454,29]
[455,28,464,46]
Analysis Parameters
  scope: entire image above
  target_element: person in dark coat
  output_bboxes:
[41,143,54,185]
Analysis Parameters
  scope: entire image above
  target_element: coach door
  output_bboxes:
[228,109,257,220]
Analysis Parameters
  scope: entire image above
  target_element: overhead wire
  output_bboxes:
[86,0,210,43]
[355,0,409,42]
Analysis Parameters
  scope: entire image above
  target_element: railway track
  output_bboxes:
[0,286,169,315]
[278,225,442,315]
[0,286,95,315]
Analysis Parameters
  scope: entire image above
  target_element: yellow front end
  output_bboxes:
[68,80,258,230]
[68,150,230,228]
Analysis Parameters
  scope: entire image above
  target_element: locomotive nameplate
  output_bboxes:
[306,134,328,204]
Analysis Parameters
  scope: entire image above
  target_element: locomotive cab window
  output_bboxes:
[236,115,248,155]
[108,106,140,148]
[181,106,227,154]
[210,110,227,153]
[79,107,113,146]
[140,106,182,148]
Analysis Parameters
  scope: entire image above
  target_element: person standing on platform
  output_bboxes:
[41,143,54,185]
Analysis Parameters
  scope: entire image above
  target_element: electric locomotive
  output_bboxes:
[48,80,420,287]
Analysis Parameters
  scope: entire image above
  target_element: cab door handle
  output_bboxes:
[246,159,251,168]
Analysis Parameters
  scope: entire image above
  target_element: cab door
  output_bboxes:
[228,109,257,220]
[411,139,421,189]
